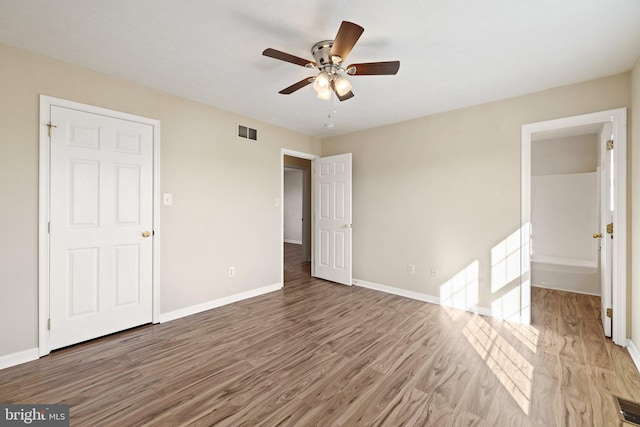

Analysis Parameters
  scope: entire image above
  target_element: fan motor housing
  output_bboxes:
[311,40,340,69]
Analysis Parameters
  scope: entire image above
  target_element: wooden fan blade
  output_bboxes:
[329,21,364,63]
[331,81,355,101]
[346,61,400,75]
[263,48,316,67]
[279,77,314,94]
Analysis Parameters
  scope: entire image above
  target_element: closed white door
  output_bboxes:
[599,122,613,337]
[313,153,352,285]
[49,106,153,350]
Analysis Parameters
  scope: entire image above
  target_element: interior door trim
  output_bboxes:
[38,95,162,356]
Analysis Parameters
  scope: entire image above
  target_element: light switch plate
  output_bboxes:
[163,193,173,206]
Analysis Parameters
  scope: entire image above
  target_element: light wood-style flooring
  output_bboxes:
[1,243,639,426]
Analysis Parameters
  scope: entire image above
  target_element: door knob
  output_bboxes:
[142,231,151,238]
[343,224,351,229]
[593,233,602,238]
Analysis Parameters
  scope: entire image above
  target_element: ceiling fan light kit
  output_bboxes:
[316,87,332,100]
[312,70,331,92]
[262,21,400,104]
[332,75,351,96]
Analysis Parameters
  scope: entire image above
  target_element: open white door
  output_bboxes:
[313,153,352,285]
[48,105,154,350]
[599,122,613,337]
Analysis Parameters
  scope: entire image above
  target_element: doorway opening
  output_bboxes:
[522,108,627,345]
[530,130,600,295]
[281,149,316,287]
[280,149,353,288]
[283,157,312,285]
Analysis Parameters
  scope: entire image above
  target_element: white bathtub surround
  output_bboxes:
[531,172,598,268]
[531,261,600,295]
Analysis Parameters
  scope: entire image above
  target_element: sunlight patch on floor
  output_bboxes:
[503,317,539,353]
[463,314,533,414]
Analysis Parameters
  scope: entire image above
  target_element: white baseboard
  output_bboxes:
[159,283,282,323]
[0,348,39,371]
[531,284,600,297]
[284,239,302,245]
[353,278,440,304]
[628,339,640,373]
[353,278,492,318]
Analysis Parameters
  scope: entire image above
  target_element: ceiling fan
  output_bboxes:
[262,21,400,101]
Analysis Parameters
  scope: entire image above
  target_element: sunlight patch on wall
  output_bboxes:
[521,222,531,276]
[520,223,532,324]
[439,260,479,313]
[463,314,533,414]
[519,275,531,325]
[488,224,532,324]
[491,229,522,293]
[491,287,522,322]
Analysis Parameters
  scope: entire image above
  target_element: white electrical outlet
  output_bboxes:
[228,266,235,277]
[430,267,438,278]
[408,264,416,274]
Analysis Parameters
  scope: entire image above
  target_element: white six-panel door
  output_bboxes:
[49,105,153,350]
[313,153,352,285]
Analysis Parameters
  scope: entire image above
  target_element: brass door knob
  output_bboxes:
[142,231,151,238]
[593,233,603,238]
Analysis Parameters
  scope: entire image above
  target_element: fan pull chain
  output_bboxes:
[328,90,337,119]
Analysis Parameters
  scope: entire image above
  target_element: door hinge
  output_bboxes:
[606,223,613,235]
[606,308,613,318]
[47,318,51,330]
[606,139,614,150]
[46,122,57,138]
[47,222,51,234]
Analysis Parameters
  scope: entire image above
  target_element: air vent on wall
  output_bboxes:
[238,124,258,141]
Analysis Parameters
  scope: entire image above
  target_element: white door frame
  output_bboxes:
[521,108,627,345]
[280,149,318,286]
[38,95,161,356]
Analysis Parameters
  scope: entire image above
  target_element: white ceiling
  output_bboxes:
[1,1,639,138]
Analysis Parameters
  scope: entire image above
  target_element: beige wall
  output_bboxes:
[283,169,304,242]
[531,134,598,176]
[322,73,631,317]
[0,43,320,357]
[632,57,640,347]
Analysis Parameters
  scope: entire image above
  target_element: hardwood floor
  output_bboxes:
[284,241,311,286]
[1,243,639,426]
